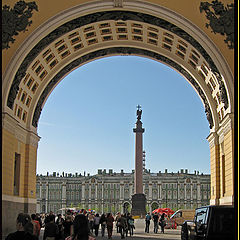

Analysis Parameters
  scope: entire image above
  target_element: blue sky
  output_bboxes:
[37,56,210,176]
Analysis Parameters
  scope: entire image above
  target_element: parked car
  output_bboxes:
[181,205,235,240]
[170,209,195,226]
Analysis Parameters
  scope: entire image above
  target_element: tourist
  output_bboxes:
[99,213,107,237]
[106,213,114,239]
[31,214,41,239]
[63,214,73,239]
[36,213,42,229]
[153,212,159,233]
[5,213,37,240]
[93,213,100,236]
[43,214,59,240]
[56,214,64,239]
[88,211,95,233]
[44,211,56,225]
[125,213,131,237]
[115,212,121,233]
[159,213,166,233]
[117,214,127,239]
[128,215,135,236]
[145,212,151,233]
[72,214,92,240]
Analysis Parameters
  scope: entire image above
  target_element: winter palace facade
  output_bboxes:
[36,168,210,214]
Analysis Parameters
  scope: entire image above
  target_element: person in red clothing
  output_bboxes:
[106,213,114,239]
[31,214,41,239]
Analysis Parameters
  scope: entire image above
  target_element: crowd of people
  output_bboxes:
[5,209,176,240]
[5,209,136,240]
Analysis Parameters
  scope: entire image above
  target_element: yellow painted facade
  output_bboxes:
[2,0,235,236]
[2,128,37,199]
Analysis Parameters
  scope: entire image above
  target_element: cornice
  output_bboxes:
[217,113,234,144]
[206,132,219,148]
[2,112,40,146]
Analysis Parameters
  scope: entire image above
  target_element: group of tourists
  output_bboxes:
[145,212,167,234]
[5,209,136,240]
[115,212,135,239]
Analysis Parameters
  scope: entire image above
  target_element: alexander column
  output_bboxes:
[131,105,146,217]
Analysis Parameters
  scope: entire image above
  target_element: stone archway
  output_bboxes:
[2,0,234,236]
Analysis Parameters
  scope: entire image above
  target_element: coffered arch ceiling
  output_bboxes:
[2,2,234,135]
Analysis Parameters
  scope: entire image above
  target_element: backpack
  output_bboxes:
[128,219,134,226]
[146,215,151,221]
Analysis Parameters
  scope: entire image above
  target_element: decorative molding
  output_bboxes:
[2,0,38,50]
[200,0,234,49]
[31,47,214,129]
[2,112,40,146]
[6,10,228,113]
[207,132,219,148]
[219,195,234,205]
[114,0,123,8]
[2,194,36,203]
[26,132,41,147]
[217,113,234,144]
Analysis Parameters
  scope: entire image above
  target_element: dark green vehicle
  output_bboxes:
[181,205,235,240]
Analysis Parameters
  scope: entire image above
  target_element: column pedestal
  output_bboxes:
[131,193,146,217]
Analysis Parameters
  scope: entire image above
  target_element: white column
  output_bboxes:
[130,184,133,196]
[46,182,49,213]
[184,183,187,209]
[149,182,152,201]
[82,183,85,200]
[159,183,162,200]
[177,182,180,208]
[120,182,124,200]
[40,183,42,199]
[197,182,201,206]
[102,183,104,212]
[62,182,66,210]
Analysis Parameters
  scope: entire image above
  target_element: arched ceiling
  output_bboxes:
[2,0,234,135]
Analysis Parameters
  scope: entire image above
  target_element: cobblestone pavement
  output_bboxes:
[40,219,181,240]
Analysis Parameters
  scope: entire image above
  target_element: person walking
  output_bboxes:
[43,214,59,240]
[31,214,41,239]
[88,211,95,233]
[72,214,93,240]
[62,214,73,239]
[106,213,114,239]
[115,212,121,233]
[128,215,135,236]
[145,212,151,233]
[99,213,107,237]
[93,213,100,237]
[117,214,127,239]
[56,214,64,240]
[159,213,166,233]
[153,212,159,233]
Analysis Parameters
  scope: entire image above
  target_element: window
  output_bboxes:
[13,153,21,196]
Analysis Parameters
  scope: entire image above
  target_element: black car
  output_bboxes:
[181,205,235,240]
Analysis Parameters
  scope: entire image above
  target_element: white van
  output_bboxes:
[170,209,195,226]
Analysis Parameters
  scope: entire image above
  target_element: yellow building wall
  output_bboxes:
[24,144,37,199]
[2,128,37,199]
[224,129,234,197]
[210,144,220,201]
[2,129,15,196]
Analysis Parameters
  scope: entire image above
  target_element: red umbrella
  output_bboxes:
[152,208,175,216]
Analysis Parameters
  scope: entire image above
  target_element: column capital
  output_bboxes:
[2,112,40,146]
[217,113,234,144]
[207,132,219,148]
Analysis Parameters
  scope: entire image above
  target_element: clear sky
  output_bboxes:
[37,56,210,176]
